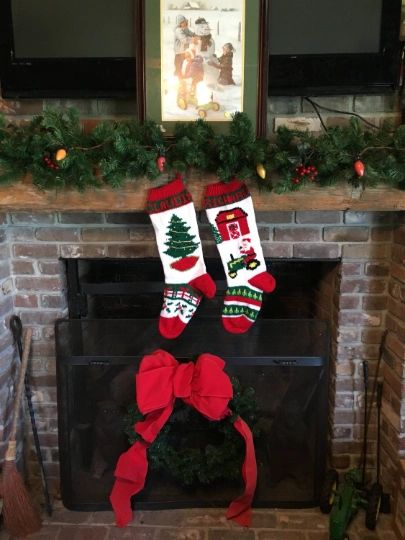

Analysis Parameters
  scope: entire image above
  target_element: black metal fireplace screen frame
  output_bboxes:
[56,317,329,511]
[56,257,331,511]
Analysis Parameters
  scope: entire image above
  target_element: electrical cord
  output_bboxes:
[305,98,327,132]
[303,96,383,131]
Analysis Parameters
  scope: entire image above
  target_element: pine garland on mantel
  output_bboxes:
[1,107,405,193]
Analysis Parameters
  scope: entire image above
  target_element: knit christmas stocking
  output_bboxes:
[204,179,276,334]
[147,176,216,339]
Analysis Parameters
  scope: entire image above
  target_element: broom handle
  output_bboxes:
[5,328,33,462]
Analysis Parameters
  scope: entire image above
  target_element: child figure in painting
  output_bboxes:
[177,46,204,110]
[174,15,195,77]
[181,48,204,90]
[211,43,235,85]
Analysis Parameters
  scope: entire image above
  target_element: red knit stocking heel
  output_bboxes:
[148,175,216,339]
[203,178,276,334]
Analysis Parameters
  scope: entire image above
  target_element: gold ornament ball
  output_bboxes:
[55,148,67,161]
[256,163,266,179]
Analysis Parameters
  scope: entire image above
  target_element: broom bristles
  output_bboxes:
[2,460,42,537]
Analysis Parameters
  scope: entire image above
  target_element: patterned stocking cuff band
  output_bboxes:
[203,179,250,209]
[147,177,192,214]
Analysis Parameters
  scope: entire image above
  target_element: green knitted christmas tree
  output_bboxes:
[164,214,200,271]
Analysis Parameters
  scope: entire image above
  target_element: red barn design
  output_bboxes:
[215,208,249,241]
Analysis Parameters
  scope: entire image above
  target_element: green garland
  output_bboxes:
[124,376,259,487]
[267,120,405,193]
[0,107,405,192]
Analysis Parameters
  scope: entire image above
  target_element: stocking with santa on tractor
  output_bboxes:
[213,208,261,278]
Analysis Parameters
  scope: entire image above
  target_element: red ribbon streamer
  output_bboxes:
[110,349,257,527]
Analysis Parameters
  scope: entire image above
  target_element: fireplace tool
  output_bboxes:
[319,359,383,540]
[10,315,53,516]
[2,328,42,537]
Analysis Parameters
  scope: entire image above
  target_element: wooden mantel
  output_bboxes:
[0,176,404,212]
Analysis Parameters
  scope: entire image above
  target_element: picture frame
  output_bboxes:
[143,0,267,136]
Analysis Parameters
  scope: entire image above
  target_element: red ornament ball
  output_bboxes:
[157,156,166,172]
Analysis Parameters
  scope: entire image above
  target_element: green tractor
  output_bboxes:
[227,253,260,278]
[320,467,382,540]
[177,86,220,119]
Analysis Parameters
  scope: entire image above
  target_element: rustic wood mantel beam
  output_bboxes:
[0,176,404,212]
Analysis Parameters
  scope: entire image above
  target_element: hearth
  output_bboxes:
[55,257,331,511]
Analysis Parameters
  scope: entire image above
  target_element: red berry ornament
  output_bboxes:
[157,156,166,172]
[354,159,365,177]
[43,154,59,170]
[292,163,318,184]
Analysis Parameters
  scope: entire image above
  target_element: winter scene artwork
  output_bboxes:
[160,0,245,122]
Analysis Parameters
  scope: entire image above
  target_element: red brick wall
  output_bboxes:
[0,209,401,501]
[1,94,401,135]
[382,222,405,499]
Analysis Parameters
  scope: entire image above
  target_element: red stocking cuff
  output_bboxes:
[203,179,250,209]
[147,177,192,214]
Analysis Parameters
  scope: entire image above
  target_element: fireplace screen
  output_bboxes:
[56,318,329,510]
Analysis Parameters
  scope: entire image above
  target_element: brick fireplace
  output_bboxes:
[0,205,404,535]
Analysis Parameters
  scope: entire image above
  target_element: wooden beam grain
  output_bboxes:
[0,175,404,212]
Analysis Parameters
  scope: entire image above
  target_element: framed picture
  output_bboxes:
[143,0,267,135]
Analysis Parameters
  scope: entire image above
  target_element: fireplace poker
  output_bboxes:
[361,360,369,487]
[10,315,53,516]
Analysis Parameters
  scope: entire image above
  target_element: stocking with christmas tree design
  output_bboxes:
[147,175,216,338]
[204,178,276,334]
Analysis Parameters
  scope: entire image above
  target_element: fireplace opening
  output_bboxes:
[65,257,338,319]
[56,258,336,511]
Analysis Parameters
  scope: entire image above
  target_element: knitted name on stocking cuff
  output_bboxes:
[204,178,250,209]
[147,177,192,214]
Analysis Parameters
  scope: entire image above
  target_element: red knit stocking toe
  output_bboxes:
[189,273,216,298]
[249,271,276,293]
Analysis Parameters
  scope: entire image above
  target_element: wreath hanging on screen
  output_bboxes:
[123,376,259,487]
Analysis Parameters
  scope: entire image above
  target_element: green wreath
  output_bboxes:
[123,376,259,487]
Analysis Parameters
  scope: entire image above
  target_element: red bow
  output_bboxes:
[110,349,257,527]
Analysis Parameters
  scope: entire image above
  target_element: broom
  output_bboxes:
[2,327,42,537]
